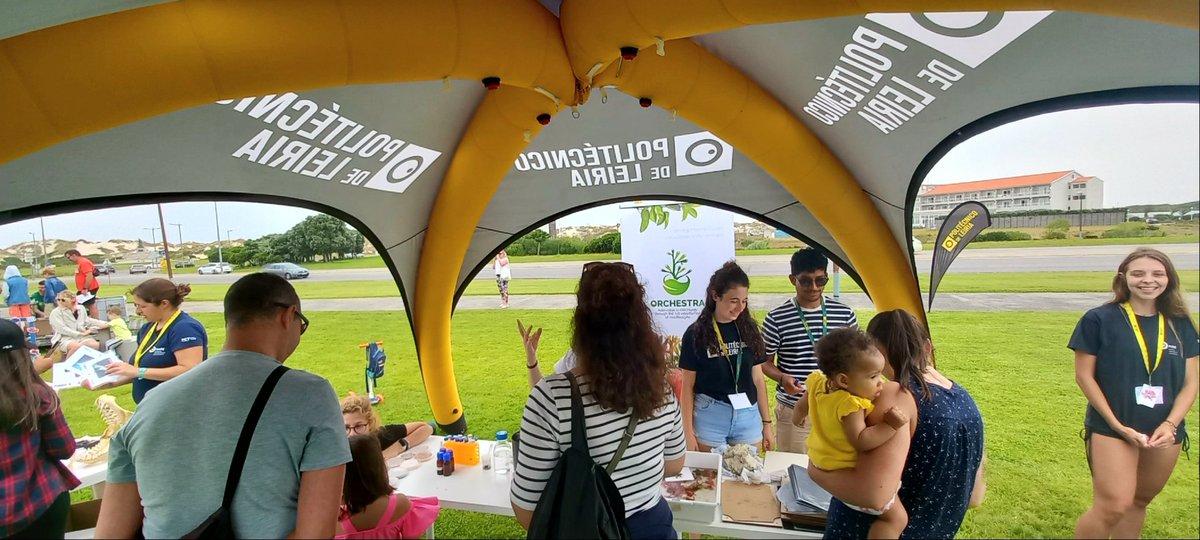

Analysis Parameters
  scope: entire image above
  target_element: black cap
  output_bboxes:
[0,319,28,351]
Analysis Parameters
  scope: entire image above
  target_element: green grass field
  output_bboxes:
[170,270,1200,302]
[53,309,1199,538]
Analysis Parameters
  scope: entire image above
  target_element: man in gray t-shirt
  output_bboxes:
[96,273,351,538]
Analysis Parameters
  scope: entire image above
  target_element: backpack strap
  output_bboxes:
[565,372,589,454]
[221,364,289,508]
[606,412,639,475]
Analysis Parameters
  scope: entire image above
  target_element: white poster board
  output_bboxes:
[620,203,735,341]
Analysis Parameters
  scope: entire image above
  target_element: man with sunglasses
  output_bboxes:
[97,273,349,539]
[761,248,858,453]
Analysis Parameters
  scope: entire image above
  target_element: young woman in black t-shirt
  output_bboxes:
[680,262,775,452]
[341,394,433,459]
[1069,248,1199,538]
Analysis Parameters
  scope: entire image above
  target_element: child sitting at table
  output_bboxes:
[341,393,434,459]
[336,435,439,539]
[798,328,910,538]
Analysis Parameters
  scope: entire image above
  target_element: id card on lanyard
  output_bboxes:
[134,310,183,369]
[714,321,753,409]
[793,298,829,344]
[1121,303,1165,408]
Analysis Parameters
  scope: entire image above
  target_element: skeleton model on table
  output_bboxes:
[73,395,133,466]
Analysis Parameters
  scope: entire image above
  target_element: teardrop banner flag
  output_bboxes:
[929,201,992,311]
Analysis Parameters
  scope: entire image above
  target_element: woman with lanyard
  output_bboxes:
[85,278,209,404]
[1069,247,1198,538]
[680,262,774,452]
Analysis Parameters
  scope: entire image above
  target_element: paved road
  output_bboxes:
[96,243,1198,286]
[179,291,1200,314]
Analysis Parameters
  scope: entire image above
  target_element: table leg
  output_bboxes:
[426,522,435,539]
[92,481,106,499]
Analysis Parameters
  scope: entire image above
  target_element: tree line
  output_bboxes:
[205,215,365,266]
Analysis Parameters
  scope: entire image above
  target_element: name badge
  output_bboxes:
[727,393,754,410]
[1135,384,1165,408]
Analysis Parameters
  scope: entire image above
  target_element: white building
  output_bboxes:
[914,170,1104,228]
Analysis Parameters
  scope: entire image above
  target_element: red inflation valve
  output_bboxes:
[482,77,501,90]
[536,113,551,125]
[620,47,638,61]
[639,97,652,108]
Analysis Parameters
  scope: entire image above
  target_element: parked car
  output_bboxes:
[262,262,309,280]
[197,263,222,275]
[173,259,196,268]
[129,264,149,274]
[95,262,116,275]
[219,262,233,273]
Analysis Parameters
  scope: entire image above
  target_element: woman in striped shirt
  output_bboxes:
[510,261,687,538]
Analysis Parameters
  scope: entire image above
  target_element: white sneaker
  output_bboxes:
[500,303,509,309]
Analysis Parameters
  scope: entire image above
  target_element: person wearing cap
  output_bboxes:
[0,318,81,538]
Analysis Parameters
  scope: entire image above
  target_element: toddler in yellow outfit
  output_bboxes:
[794,328,910,538]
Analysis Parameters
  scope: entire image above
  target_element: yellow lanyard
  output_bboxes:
[713,320,744,388]
[1121,303,1165,380]
[134,309,182,368]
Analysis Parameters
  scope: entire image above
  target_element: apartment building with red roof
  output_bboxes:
[913,170,1104,227]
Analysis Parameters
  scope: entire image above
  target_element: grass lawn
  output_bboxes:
[173,270,1200,302]
[53,310,1198,538]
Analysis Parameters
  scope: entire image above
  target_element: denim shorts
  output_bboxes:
[693,392,763,447]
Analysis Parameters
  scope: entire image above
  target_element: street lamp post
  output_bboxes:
[213,202,223,265]
[27,233,39,271]
[144,227,161,268]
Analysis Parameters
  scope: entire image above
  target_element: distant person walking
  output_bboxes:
[2,265,32,317]
[494,250,511,309]
[1070,247,1198,539]
[64,250,100,318]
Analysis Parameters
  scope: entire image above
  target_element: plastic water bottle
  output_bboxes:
[492,430,513,475]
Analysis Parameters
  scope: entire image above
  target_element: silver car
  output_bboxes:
[262,262,309,280]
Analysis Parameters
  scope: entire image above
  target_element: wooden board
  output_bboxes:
[720,481,782,525]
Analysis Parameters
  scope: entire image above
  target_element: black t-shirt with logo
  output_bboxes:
[1069,303,1199,440]
[680,321,765,404]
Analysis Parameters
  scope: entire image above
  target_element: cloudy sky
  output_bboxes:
[1,103,1196,247]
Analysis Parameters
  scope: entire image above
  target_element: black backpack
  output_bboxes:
[526,372,640,540]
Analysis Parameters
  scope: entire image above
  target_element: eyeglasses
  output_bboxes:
[793,276,830,288]
[272,302,309,335]
[582,261,634,277]
[345,422,370,434]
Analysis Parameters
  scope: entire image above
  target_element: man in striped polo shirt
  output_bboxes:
[761,248,858,453]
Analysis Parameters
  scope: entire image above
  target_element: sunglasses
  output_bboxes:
[793,276,830,288]
[581,261,634,278]
[272,302,310,335]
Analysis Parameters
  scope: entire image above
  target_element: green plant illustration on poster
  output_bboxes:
[662,249,691,295]
[639,203,700,232]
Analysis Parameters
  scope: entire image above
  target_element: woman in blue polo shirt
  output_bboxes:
[1070,248,1199,538]
[87,278,208,403]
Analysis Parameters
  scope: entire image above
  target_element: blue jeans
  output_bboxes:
[693,393,763,447]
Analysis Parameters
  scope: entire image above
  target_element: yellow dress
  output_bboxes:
[805,370,875,470]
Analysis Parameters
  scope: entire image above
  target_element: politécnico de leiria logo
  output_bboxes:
[662,250,691,296]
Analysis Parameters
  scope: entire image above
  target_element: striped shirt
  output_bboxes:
[762,297,858,407]
[510,373,687,517]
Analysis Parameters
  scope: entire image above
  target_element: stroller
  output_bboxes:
[360,341,386,405]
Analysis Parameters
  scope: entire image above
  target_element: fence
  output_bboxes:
[933,210,1127,229]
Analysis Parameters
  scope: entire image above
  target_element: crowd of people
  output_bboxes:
[1,246,1196,539]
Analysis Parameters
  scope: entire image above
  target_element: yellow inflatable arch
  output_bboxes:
[1,0,1196,431]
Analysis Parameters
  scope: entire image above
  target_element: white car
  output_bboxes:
[197,263,222,275]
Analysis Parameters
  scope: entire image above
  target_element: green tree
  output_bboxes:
[521,229,550,256]
[585,232,620,253]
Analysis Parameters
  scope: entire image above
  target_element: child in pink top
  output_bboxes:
[336,435,439,539]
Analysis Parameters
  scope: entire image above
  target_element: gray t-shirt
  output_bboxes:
[108,350,351,538]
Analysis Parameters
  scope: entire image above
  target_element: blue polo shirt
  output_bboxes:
[133,312,209,403]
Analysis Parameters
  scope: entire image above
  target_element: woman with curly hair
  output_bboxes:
[680,261,774,452]
[510,261,687,538]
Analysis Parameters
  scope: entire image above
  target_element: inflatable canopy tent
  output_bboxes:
[1,1,1196,432]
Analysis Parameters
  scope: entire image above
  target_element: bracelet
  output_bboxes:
[1162,419,1178,430]
[526,363,539,369]
[762,420,772,425]
[137,367,148,380]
